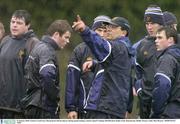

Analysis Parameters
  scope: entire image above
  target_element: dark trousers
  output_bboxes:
[0,109,24,119]
[139,99,151,119]
[24,105,59,119]
[82,110,121,119]
[161,102,180,119]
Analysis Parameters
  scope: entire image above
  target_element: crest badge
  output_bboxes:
[143,51,148,56]
[18,49,25,60]
[146,16,151,22]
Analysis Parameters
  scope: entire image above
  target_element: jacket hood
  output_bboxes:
[41,35,59,50]
[166,45,180,62]
[11,29,36,40]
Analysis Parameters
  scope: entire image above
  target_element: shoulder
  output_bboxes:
[111,40,128,54]
[74,42,87,50]
[133,38,145,49]
[0,35,11,45]
[159,53,175,61]
[138,36,154,47]
[73,42,89,53]
[33,42,53,56]
[158,52,177,67]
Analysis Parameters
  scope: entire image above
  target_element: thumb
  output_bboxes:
[76,15,81,21]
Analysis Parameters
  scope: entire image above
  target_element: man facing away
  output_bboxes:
[21,20,72,118]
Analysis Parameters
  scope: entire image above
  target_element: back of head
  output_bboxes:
[163,11,177,26]
[144,4,164,25]
[0,21,5,40]
[111,16,131,35]
[12,10,31,25]
[92,15,112,30]
[46,20,72,36]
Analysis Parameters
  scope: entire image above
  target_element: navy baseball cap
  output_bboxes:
[92,15,114,30]
[163,11,177,25]
[111,16,131,32]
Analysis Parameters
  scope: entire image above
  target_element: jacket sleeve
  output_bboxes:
[65,64,81,112]
[127,81,134,113]
[134,60,144,95]
[39,47,59,101]
[65,46,83,113]
[151,73,171,118]
[151,55,175,118]
[80,27,111,62]
[39,64,59,101]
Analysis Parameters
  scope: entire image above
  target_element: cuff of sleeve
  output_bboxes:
[137,88,142,95]
[81,26,90,36]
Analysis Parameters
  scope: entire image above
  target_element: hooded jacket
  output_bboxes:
[0,30,38,112]
[80,27,132,118]
[152,45,180,118]
[21,35,60,114]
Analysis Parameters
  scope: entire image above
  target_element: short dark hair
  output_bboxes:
[12,10,31,25]
[46,20,72,36]
[157,26,177,43]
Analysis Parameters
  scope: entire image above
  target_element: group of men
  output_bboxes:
[66,4,180,119]
[0,10,72,118]
[134,5,179,119]
[0,4,179,119]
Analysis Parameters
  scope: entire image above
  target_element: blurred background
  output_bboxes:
[0,0,179,118]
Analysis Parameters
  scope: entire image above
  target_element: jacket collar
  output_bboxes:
[11,29,36,40]
[41,35,59,50]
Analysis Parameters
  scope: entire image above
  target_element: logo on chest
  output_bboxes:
[143,51,148,56]
[18,49,25,60]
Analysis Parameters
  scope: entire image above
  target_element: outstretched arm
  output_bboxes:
[72,15,111,62]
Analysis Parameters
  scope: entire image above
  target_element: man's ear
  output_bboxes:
[53,32,61,38]
[168,37,175,44]
[27,24,31,29]
[122,30,128,37]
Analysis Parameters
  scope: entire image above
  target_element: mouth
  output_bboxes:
[155,44,159,49]
[12,29,18,32]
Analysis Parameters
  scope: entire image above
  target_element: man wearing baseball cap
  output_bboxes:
[72,14,134,119]
[110,17,135,117]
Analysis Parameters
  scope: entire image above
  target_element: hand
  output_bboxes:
[132,86,137,96]
[82,60,93,72]
[72,15,86,32]
[125,111,129,119]
[67,111,78,119]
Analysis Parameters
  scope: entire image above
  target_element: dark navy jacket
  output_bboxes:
[21,35,60,114]
[0,30,37,112]
[65,42,96,113]
[135,36,157,103]
[80,27,132,118]
[152,45,180,118]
